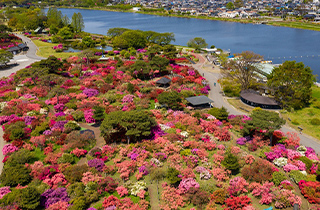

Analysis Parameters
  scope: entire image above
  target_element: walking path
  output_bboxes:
[0,33,45,78]
[191,53,320,154]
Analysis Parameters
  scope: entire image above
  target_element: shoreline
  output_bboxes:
[57,6,320,32]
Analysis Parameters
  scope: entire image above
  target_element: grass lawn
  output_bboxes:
[280,86,320,140]
[227,98,255,114]
[33,39,79,59]
[268,21,320,31]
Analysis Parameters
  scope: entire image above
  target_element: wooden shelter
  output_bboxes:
[185,95,213,108]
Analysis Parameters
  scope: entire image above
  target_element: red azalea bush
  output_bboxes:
[299,180,320,203]
[224,195,251,210]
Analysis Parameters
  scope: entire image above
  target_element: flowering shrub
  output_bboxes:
[252,181,275,205]
[40,188,70,208]
[274,189,302,208]
[83,88,99,97]
[283,163,299,172]
[273,157,288,167]
[88,158,105,172]
[84,109,95,123]
[161,183,185,210]
[178,178,200,194]
[2,144,18,156]
[0,186,11,199]
[116,186,128,197]
[298,180,320,203]
[224,195,251,210]
[71,148,87,157]
[228,177,249,196]
[122,94,135,103]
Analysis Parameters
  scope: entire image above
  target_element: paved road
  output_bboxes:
[0,34,45,78]
[191,53,320,155]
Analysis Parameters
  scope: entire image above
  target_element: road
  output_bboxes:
[191,53,320,155]
[0,33,45,78]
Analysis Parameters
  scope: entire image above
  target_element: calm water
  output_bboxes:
[53,8,320,80]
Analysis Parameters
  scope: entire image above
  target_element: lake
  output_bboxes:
[52,8,320,80]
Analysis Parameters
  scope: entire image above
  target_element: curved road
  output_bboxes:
[191,53,320,155]
[0,33,45,78]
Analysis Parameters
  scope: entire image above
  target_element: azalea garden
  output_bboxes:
[0,44,319,210]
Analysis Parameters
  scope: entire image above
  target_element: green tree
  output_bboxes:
[0,165,32,187]
[57,26,74,39]
[71,12,84,33]
[166,167,181,185]
[150,56,170,73]
[107,27,129,37]
[93,106,105,123]
[187,37,208,52]
[0,50,13,66]
[221,152,240,174]
[113,30,147,49]
[81,36,95,48]
[267,61,315,109]
[157,91,183,110]
[147,44,162,60]
[0,24,12,32]
[242,109,285,138]
[162,45,177,59]
[221,51,263,90]
[100,110,157,144]
[46,7,63,28]
[226,2,235,10]
[208,107,229,121]
[19,186,40,210]
[129,60,150,79]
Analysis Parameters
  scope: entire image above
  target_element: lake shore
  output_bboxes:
[58,6,320,32]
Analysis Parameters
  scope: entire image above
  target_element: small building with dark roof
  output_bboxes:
[185,95,214,108]
[156,77,171,88]
[17,43,29,51]
[7,46,21,55]
[240,89,280,109]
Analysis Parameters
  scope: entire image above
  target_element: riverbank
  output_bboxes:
[58,6,320,32]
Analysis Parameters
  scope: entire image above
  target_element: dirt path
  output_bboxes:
[0,128,6,174]
[79,123,105,148]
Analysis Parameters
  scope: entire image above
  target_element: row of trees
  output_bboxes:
[108,28,175,49]
[7,7,84,34]
[220,51,315,110]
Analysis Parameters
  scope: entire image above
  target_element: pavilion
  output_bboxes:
[185,95,213,108]
[240,89,280,109]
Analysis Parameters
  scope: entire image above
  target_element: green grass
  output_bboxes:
[268,21,320,31]
[280,86,320,140]
[33,39,80,59]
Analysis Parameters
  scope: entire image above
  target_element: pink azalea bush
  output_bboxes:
[2,144,18,155]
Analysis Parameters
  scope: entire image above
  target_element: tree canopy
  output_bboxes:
[100,110,157,143]
[113,30,147,49]
[267,60,315,110]
[187,37,208,52]
[71,12,84,33]
[242,109,285,138]
[0,50,13,66]
[221,51,263,90]
[157,91,183,110]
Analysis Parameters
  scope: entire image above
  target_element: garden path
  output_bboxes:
[0,128,6,174]
[78,123,105,148]
[190,53,320,154]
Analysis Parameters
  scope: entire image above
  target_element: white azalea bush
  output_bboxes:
[273,157,288,167]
